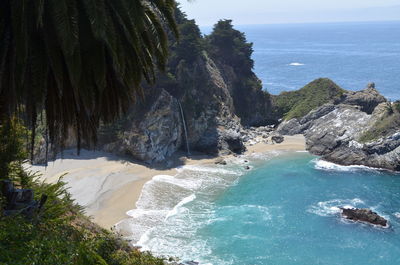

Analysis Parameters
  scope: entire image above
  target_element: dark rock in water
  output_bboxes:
[271,135,284,144]
[244,165,251,170]
[340,208,388,227]
[179,261,199,265]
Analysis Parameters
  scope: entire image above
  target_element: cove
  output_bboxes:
[140,152,400,265]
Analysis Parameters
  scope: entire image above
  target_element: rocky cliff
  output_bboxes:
[93,18,272,162]
[101,87,183,163]
[33,8,398,170]
[278,83,400,171]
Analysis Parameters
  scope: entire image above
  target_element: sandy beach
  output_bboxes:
[29,135,305,229]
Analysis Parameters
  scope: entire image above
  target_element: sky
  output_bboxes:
[178,0,400,26]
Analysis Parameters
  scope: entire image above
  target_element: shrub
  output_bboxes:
[273,78,346,120]
[0,119,164,265]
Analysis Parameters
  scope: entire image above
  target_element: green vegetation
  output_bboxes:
[395,101,400,112]
[0,0,178,151]
[1,208,164,264]
[169,8,204,66]
[0,121,164,264]
[273,78,346,120]
[0,3,180,260]
[206,19,254,75]
[359,102,400,143]
[0,118,29,186]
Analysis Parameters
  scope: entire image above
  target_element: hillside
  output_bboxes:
[272,78,346,120]
[359,101,400,142]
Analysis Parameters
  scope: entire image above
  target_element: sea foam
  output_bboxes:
[313,159,378,172]
[308,198,366,217]
[115,153,280,264]
[165,194,196,220]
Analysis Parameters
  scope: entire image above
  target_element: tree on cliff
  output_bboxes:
[167,6,204,69]
[0,0,178,153]
[206,19,254,75]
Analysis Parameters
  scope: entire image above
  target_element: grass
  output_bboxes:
[272,78,346,120]
[359,102,400,143]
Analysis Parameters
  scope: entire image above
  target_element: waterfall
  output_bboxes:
[178,101,191,156]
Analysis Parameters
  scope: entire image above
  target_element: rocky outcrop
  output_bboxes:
[241,126,274,145]
[277,85,400,171]
[340,208,388,227]
[1,180,47,218]
[173,54,246,156]
[271,135,285,144]
[102,88,183,163]
[96,53,250,162]
[341,83,386,114]
[217,63,274,126]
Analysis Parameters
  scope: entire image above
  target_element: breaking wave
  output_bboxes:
[114,152,285,264]
[313,159,379,172]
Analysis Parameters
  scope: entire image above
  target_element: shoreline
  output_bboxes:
[29,134,306,229]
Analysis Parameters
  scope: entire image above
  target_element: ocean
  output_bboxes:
[206,21,400,100]
[119,152,400,265]
[116,22,400,264]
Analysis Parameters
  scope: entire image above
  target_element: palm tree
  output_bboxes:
[0,0,178,155]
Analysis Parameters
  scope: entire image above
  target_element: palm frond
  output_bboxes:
[0,0,178,155]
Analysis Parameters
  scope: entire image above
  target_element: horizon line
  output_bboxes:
[198,19,400,28]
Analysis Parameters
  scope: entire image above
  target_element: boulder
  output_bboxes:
[219,129,246,154]
[340,208,388,227]
[271,135,285,144]
[214,158,227,165]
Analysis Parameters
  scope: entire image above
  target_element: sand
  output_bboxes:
[246,134,306,153]
[28,134,305,229]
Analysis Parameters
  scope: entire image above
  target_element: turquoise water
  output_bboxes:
[127,152,400,265]
[203,21,400,100]
[200,153,400,264]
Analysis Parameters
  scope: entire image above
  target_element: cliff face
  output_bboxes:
[278,84,400,171]
[95,18,273,162]
[35,19,270,164]
[102,88,183,163]
[103,52,249,162]
[216,59,274,127]
[174,54,244,155]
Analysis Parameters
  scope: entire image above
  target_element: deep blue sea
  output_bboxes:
[205,21,400,100]
[116,22,400,265]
